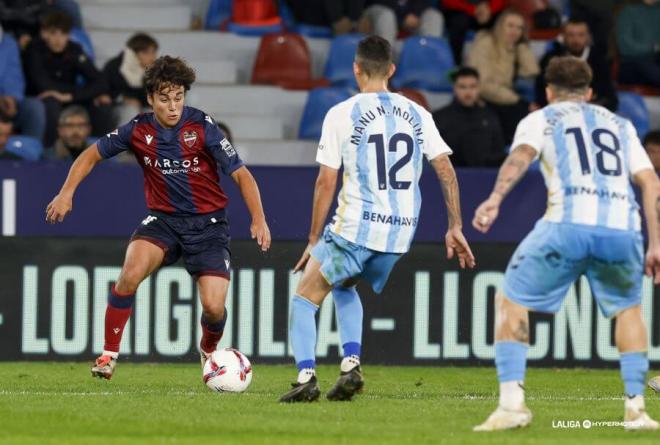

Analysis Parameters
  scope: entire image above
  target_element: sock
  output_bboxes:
[625,395,646,413]
[103,284,136,356]
[333,286,362,360]
[297,368,316,384]
[200,308,227,354]
[340,355,360,373]
[290,295,319,375]
[495,341,528,411]
[620,351,649,397]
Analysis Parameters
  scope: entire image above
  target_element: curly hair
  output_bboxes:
[144,56,196,95]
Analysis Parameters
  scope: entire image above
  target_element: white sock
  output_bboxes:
[625,395,645,413]
[102,350,118,359]
[297,368,315,384]
[340,355,360,373]
[499,381,525,411]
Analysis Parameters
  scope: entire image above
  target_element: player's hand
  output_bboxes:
[294,243,314,273]
[250,218,271,252]
[445,226,476,269]
[472,195,501,233]
[645,244,660,285]
[46,192,73,224]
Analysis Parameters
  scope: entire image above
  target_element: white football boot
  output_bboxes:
[624,397,660,431]
[473,405,533,432]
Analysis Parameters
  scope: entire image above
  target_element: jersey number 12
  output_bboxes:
[368,133,413,190]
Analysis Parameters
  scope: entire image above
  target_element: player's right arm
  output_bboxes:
[473,112,542,233]
[46,144,103,223]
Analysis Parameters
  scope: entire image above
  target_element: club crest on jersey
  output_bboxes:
[145,134,154,145]
[183,130,198,148]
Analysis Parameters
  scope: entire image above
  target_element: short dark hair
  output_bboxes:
[355,35,393,77]
[644,130,660,147]
[544,56,592,93]
[41,11,73,33]
[144,56,196,96]
[126,33,159,53]
[565,17,589,27]
[58,105,90,126]
[450,66,479,83]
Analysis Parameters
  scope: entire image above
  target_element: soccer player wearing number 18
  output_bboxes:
[279,36,475,403]
[472,57,660,431]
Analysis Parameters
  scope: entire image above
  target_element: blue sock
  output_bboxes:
[333,286,362,357]
[620,352,648,396]
[290,295,319,371]
[495,341,528,383]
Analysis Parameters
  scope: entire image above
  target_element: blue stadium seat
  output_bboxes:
[298,87,353,140]
[617,91,650,138]
[6,136,44,161]
[70,28,95,61]
[205,0,232,30]
[323,34,365,89]
[391,37,454,92]
[227,21,283,36]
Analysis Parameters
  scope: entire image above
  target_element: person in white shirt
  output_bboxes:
[279,35,475,403]
[472,56,660,432]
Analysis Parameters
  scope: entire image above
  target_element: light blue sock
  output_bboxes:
[333,286,363,357]
[620,352,648,396]
[495,341,528,382]
[290,295,319,371]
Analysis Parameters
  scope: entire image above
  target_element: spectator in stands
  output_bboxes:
[0,109,20,160]
[0,23,45,141]
[643,130,660,172]
[360,0,444,47]
[432,67,505,167]
[442,0,504,63]
[0,0,46,48]
[570,0,623,56]
[535,18,618,111]
[103,33,159,126]
[467,9,539,144]
[24,11,113,148]
[284,0,365,35]
[49,105,91,160]
[616,0,660,88]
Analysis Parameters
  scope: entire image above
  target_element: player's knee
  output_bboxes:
[201,300,225,321]
[115,269,146,294]
[495,293,529,343]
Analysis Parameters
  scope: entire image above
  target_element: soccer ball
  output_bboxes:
[202,348,253,392]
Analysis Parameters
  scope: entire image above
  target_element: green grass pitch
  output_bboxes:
[0,362,659,445]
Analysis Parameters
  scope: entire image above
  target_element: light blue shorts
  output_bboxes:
[310,227,402,294]
[503,220,644,318]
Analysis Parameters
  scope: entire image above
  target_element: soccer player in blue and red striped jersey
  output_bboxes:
[46,56,271,379]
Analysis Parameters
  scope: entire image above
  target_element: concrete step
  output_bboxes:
[213,115,285,140]
[81,5,191,31]
[234,140,317,166]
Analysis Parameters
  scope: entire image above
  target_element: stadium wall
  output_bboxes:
[1,238,659,367]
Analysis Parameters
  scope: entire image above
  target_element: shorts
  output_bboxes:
[131,209,231,279]
[503,220,644,318]
[310,226,402,294]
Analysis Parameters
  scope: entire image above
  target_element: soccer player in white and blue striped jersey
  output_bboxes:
[472,57,660,431]
[279,36,475,403]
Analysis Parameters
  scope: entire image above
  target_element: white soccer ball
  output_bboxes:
[202,348,253,392]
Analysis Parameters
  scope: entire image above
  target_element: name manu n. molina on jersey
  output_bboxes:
[350,104,425,146]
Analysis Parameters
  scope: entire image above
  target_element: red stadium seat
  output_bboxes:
[397,88,431,111]
[252,33,329,90]
[232,0,280,26]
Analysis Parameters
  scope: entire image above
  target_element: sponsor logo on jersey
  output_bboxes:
[183,130,198,147]
[143,156,201,175]
[220,138,236,157]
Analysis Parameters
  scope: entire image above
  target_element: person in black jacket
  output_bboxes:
[23,11,112,147]
[360,0,443,46]
[284,0,365,34]
[534,18,618,111]
[432,66,506,167]
[103,33,158,126]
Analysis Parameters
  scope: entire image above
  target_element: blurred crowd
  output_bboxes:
[0,0,659,168]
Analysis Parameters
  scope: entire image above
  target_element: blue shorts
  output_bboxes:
[503,220,643,318]
[310,227,402,294]
[131,209,231,279]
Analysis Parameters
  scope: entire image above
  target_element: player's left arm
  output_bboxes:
[430,154,476,269]
[230,166,271,252]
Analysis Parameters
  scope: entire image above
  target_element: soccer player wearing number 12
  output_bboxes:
[279,36,475,403]
[472,57,660,431]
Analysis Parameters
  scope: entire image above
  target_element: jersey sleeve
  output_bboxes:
[95,119,135,158]
[625,121,654,176]
[421,109,452,161]
[203,115,244,175]
[316,107,342,169]
[511,111,545,159]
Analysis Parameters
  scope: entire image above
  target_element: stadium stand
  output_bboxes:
[391,36,454,92]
